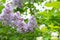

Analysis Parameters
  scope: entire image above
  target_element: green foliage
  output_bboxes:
[0,6,4,13]
[45,2,60,9]
[0,0,6,3]
[0,26,41,40]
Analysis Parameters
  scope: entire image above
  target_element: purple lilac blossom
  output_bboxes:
[0,3,13,26]
[0,3,37,33]
[12,11,21,26]
[17,18,27,33]
[28,16,37,31]
[12,0,22,8]
[17,16,37,32]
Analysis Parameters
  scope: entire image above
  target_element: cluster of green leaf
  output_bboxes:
[0,0,5,13]
[0,21,41,40]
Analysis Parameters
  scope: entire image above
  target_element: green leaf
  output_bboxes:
[45,2,60,9]
[1,0,6,3]
[0,6,4,13]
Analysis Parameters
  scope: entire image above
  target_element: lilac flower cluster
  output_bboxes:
[0,3,13,26]
[12,0,22,8]
[17,16,37,33]
[0,3,37,33]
